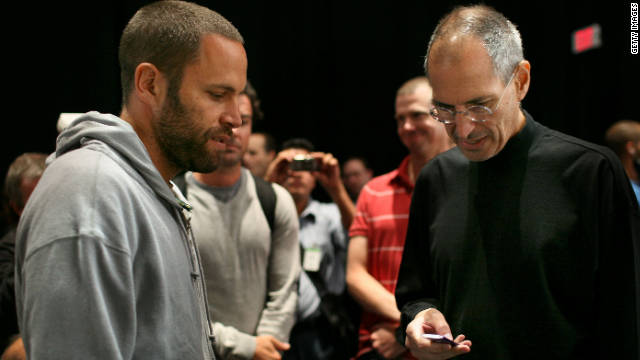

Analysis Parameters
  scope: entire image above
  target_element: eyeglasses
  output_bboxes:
[429,71,516,126]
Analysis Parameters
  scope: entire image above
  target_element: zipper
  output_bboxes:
[176,197,217,359]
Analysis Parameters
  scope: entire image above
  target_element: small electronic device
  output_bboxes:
[289,154,319,171]
[421,333,459,346]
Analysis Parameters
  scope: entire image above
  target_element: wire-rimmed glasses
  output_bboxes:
[430,71,516,125]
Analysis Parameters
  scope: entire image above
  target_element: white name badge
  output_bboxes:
[302,247,322,272]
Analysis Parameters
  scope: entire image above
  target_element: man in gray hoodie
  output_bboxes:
[14,1,247,359]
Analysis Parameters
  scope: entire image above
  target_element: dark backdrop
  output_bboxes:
[3,0,638,184]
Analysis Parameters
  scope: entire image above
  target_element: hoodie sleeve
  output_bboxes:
[15,151,137,359]
[19,235,135,359]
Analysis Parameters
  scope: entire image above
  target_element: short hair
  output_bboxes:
[605,119,640,156]
[4,153,48,210]
[242,80,264,123]
[119,0,244,104]
[281,138,315,152]
[344,156,371,170]
[397,76,431,97]
[425,5,524,84]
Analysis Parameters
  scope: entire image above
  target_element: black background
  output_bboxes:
[3,0,638,183]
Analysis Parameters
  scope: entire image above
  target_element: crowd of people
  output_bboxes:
[0,1,639,360]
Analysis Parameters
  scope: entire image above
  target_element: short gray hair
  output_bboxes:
[425,5,524,84]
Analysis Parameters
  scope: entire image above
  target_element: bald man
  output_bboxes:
[605,119,640,204]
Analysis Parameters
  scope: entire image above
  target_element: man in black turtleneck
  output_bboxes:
[395,5,640,360]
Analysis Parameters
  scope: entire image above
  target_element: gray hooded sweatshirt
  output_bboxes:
[15,112,215,359]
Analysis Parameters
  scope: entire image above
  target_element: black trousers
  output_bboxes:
[283,310,349,360]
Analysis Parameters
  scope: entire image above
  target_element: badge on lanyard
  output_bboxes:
[302,246,322,272]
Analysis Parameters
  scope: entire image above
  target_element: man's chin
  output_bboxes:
[189,161,219,174]
[220,154,242,168]
[185,151,222,174]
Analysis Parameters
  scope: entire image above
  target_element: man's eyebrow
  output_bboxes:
[207,84,238,93]
[433,96,494,108]
[465,96,493,105]
[432,100,454,109]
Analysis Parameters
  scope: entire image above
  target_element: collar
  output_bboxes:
[390,155,414,192]
[480,109,539,168]
[300,198,319,223]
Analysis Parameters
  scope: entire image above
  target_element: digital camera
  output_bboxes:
[289,154,319,171]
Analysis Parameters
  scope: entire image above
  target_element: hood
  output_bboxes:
[54,111,180,208]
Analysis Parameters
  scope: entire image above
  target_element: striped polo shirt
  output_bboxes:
[349,156,414,358]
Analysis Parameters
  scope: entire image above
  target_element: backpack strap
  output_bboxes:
[251,174,277,232]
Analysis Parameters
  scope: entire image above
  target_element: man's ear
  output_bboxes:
[625,140,637,156]
[514,60,531,102]
[133,62,167,108]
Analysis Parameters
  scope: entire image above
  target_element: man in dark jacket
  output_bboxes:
[396,5,639,360]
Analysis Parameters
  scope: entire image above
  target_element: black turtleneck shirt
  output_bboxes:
[396,111,640,359]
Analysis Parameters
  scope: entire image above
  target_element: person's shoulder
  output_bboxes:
[55,147,146,195]
[420,147,467,178]
[365,170,396,190]
[272,181,297,214]
[41,149,114,192]
[271,181,292,200]
[245,170,286,203]
[30,147,155,230]
[535,124,619,165]
[17,148,139,255]
[432,147,467,166]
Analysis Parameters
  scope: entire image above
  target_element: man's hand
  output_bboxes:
[254,335,290,360]
[264,149,298,185]
[1,336,26,360]
[404,309,471,360]
[311,151,355,228]
[370,323,406,359]
[310,152,341,194]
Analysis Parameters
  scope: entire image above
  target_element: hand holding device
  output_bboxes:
[421,333,459,346]
[289,154,321,171]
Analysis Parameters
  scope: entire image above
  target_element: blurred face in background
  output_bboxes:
[395,83,450,157]
[220,93,253,168]
[243,133,275,177]
[342,158,372,200]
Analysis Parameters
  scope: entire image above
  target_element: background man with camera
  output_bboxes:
[265,138,358,360]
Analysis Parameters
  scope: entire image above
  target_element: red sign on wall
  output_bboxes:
[572,24,602,54]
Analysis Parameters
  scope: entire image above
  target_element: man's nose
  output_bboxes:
[454,115,477,140]
[402,118,415,131]
[221,99,243,129]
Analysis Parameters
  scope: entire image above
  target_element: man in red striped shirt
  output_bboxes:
[346,77,453,359]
